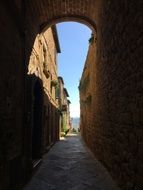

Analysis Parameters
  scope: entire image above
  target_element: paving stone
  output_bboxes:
[23,134,120,190]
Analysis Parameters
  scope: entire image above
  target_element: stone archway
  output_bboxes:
[26,0,99,31]
[24,0,100,67]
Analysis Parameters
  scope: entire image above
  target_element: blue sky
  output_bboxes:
[57,22,91,117]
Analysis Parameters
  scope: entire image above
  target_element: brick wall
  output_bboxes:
[79,36,97,146]
[0,3,24,190]
[80,1,143,189]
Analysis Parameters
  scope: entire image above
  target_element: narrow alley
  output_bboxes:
[0,1,142,190]
[23,134,120,190]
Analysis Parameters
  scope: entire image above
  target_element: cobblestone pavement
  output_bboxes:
[23,134,120,190]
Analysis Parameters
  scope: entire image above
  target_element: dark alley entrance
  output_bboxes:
[23,134,120,190]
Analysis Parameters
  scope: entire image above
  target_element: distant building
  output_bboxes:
[71,117,80,132]
[58,77,71,135]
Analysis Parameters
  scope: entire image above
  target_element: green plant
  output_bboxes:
[51,80,58,86]
[72,128,77,133]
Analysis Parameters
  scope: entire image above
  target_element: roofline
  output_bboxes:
[64,88,69,97]
[51,25,61,53]
[67,99,71,104]
[58,76,64,84]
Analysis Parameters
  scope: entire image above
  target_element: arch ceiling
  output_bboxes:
[26,0,101,32]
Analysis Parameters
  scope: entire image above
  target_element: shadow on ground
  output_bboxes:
[23,133,120,190]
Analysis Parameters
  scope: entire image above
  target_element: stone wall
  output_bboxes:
[0,3,60,188]
[80,1,143,189]
[26,26,60,160]
[79,36,97,146]
[0,3,24,190]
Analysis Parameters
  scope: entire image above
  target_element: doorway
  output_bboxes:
[32,80,43,161]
